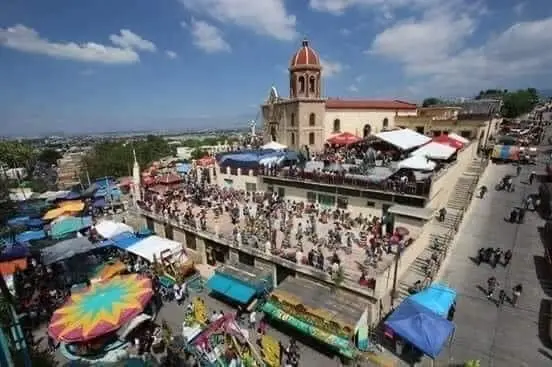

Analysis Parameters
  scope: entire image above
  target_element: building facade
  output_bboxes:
[262,39,417,151]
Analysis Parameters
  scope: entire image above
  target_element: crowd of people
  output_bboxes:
[138,171,415,288]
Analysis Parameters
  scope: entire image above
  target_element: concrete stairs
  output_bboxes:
[395,158,486,304]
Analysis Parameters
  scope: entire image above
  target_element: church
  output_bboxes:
[261,39,418,151]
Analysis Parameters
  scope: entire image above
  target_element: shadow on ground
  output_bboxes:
[539,299,552,350]
[534,255,552,298]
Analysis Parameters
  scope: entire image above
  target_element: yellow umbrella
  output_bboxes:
[43,207,66,220]
[92,260,127,282]
[59,201,85,212]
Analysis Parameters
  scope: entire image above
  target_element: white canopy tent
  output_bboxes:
[412,142,456,160]
[398,156,437,171]
[375,129,431,151]
[94,220,134,239]
[125,235,185,262]
[447,132,469,144]
[261,141,287,150]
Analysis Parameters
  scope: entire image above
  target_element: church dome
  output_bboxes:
[289,39,321,69]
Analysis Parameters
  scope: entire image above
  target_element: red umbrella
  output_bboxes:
[432,135,464,149]
[327,132,362,145]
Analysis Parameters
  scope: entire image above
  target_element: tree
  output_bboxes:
[501,88,539,118]
[0,141,36,173]
[0,177,15,228]
[37,148,62,166]
[422,97,444,107]
[190,149,208,160]
[82,135,174,180]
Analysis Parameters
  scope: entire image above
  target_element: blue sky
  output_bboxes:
[1,0,552,136]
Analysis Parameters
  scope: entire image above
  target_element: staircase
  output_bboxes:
[395,158,487,304]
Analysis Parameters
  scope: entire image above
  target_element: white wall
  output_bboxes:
[324,109,417,139]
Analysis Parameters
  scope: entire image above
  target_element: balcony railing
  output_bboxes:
[260,168,432,197]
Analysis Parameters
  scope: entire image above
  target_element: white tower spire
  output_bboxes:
[132,148,141,203]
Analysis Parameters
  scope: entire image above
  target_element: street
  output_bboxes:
[436,154,552,365]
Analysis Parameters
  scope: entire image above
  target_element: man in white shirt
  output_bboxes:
[249,311,256,329]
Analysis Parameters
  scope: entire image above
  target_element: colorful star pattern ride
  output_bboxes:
[48,274,153,343]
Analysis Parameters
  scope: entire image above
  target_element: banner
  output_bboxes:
[354,308,369,351]
[262,302,354,358]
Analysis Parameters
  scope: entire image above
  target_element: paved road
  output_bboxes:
[436,155,552,365]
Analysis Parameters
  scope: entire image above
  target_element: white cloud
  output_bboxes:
[321,58,344,77]
[513,2,525,15]
[179,0,297,41]
[180,20,188,28]
[166,50,178,59]
[190,19,230,53]
[309,0,444,16]
[370,9,552,95]
[348,84,359,92]
[0,24,156,64]
[109,29,156,52]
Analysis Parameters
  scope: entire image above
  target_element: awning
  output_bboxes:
[262,301,354,358]
[412,142,456,160]
[326,132,362,145]
[94,220,134,239]
[206,273,256,304]
[375,129,431,151]
[408,283,456,317]
[398,156,436,171]
[123,235,183,263]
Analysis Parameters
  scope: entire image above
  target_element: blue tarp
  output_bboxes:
[50,216,93,239]
[409,283,457,317]
[175,163,191,174]
[59,192,81,201]
[206,273,256,304]
[15,230,46,243]
[7,216,30,227]
[111,231,141,249]
[93,198,107,208]
[40,237,103,265]
[137,227,153,237]
[0,244,30,261]
[27,218,44,228]
[385,298,455,359]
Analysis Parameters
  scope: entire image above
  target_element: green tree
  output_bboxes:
[422,97,444,107]
[82,135,174,180]
[0,177,15,227]
[501,88,539,118]
[0,141,36,172]
[37,148,62,166]
[190,149,208,160]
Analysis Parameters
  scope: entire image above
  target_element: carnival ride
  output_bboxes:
[49,274,154,363]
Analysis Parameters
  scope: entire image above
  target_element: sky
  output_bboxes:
[1,0,552,136]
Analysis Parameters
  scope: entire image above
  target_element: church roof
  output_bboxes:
[326,99,418,110]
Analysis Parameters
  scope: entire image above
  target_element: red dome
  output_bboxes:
[290,39,320,68]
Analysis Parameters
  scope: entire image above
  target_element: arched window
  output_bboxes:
[270,126,277,141]
[291,132,296,145]
[298,76,305,93]
[309,113,316,126]
[290,113,295,127]
[382,117,389,129]
[333,118,341,133]
[363,124,372,138]
[309,76,315,93]
[309,132,315,145]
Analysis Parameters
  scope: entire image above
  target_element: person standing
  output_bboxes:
[498,289,507,307]
[512,284,523,306]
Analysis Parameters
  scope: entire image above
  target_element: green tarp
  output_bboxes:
[262,301,355,358]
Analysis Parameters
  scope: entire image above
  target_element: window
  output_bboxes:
[382,117,389,129]
[277,187,285,198]
[290,132,295,145]
[333,118,341,133]
[363,124,371,137]
[459,130,471,138]
[267,186,274,193]
[337,196,348,209]
[290,112,295,126]
[270,126,277,141]
[309,132,315,145]
[415,126,425,134]
[309,113,316,126]
[318,194,336,207]
[366,201,375,207]
[309,76,315,93]
[433,130,442,137]
[223,178,233,188]
[245,182,257,192]
[187,235,197,250]
[307,192,317,203]
[298,76,305,93]
[238,252,255,266]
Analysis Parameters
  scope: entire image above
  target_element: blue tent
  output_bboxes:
[27,218,44,228]
[50,216,93,239]
[0,244,30,261]
[59,191,81,201]
[385,298,455,359]
[111,231,141,249]
[92,198,107,208]
[7,216,30,227]
[408,283,457,317]
[175,163,191,174]
[15,230,46,243]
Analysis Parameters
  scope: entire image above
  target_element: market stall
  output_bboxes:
[206,263,273,307]
[261,277,364,359]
